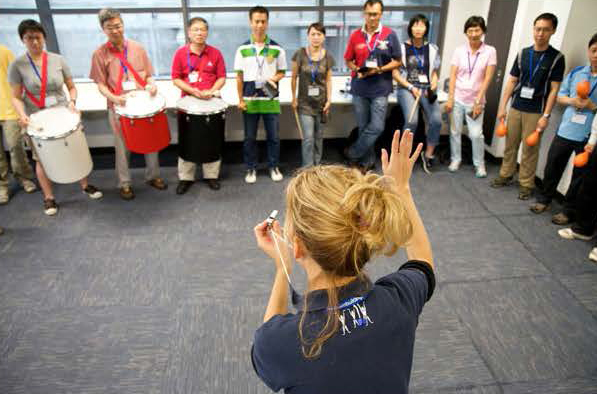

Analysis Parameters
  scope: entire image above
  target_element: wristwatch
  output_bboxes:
[542,113,551,119]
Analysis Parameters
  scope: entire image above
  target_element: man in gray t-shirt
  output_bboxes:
[8,52,72,115]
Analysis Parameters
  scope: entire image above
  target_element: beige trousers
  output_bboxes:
[0,119,35,189]
[177,157,221,181]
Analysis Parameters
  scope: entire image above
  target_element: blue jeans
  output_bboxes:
[299,113,323,167]
[243,113,280,170]
[347,95,388,167]
[450,100,485,167]
[397,88,442,146]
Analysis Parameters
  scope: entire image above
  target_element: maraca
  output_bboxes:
[574,150,589,167]
[526,128,541,147]
[577,80,590,99]
[496,118,507,137]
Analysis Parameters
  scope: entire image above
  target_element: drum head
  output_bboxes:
[28,106,81,140]
[176,96,228,115]
[115,90,166,118]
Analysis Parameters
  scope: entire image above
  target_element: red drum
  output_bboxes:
[114,90,170,154]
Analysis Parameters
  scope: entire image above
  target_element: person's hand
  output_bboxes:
[430,80,437,92]
[18,115,30,128]
[267,79,277,88]
[254,219,292,272]
[536,116,549,131]
[191,88,203,98]
[198,90,213,100]
[291,98,298,110]
[114,95,127,106]
[238,99,247,111]
[497,108,507,122]
[146,84,158,97]
[411,87,421,99]
[472,103,483,118]
[585,143,594,153]
[358,68,379,79]
[68,100,79,114]
[323,101,331,115]
[381,129,423,195]
[444,99,453,113]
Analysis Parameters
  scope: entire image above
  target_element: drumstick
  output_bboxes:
[408,93,421,124]
[293,108,304,140]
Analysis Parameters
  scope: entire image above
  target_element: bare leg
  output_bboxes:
[36,162,54,200]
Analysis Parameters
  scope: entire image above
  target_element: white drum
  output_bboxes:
[114,89,166,118]
[176,95,228,115]
[27,106,93,184]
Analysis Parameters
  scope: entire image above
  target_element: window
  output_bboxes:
[49,0,177,8]
[54,12,184,79]
[324,0,441,5]
[189,0,317,6]
[0,0,36,8]
[190,11,318,73]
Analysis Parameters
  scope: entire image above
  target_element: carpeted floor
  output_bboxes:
[0,148,596,393]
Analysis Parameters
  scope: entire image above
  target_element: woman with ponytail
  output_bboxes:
[252,130,435,393]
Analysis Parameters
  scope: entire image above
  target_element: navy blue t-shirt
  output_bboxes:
[510,45,565,113]
[251,260,435,393]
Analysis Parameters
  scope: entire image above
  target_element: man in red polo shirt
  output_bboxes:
[344,0,401,171]
[171,17,226,195]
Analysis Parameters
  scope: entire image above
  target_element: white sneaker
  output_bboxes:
[83,185,103,200]
[245,169,257,184]
[0,188,8,205]
[589,247,597,262]
[475,164,487,178]
[448,160,460,172]
[43,199,58,216]
[558,228,593,241]
[270,167,283,182]
[21,179,37,193]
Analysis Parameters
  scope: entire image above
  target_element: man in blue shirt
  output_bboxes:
[531,33,597,223]
[343,0,401,171]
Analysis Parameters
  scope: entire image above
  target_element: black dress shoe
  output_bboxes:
[206,179,221,190]
[176,181,194,195]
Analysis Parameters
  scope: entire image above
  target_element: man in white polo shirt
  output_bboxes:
[234,5,286,184]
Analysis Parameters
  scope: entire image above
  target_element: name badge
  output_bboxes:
[520,86,535,99]
[571,112,587,125]
[461,78,474,90]
[189,72,199,83]
[418,74,429,84]
[365,59,378,69]
[45,96,58,107]
[308,85,320,97]
[122,80,136,91]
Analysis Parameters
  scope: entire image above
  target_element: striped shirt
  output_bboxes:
[234,35,287,114]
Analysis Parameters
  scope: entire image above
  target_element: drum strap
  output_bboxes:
[109,43,147,95]
[24,51,48,109]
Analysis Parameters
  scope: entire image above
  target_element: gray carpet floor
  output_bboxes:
[0,160,596,394]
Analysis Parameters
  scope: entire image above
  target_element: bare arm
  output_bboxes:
[476,64,496,103]
[345,59,358,73]
[173,78,199,97]
[10,84,28,125]
[270,70,285,84]
[211,77,226,93]
[290,60,298,107]
[445,65,457,112]
[96,82,126,106]
[430,70,439,91]
[536,80,561,131]
[236,71,246,111]
[263,269,289,322]
[497,75,519,120]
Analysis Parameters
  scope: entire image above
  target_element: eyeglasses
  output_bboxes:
[364,12,382,17]
[23,35,44,42]
[104,24,123,32]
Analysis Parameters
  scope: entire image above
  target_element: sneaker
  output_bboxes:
[518,187,533,200]
[120,186,135,201]
[0,188,8,205]
[558,228,593,241]
[270,167,283,182]
[530,202,550,214]
[43,199,58,216]
[551,212,570,225]
[475,165,487,178]
[589,247,597,262]
[83,184,103,200]
[490,176,513,188]
[245,169,257,184]
[147,178,167,190]
[448,160,461,173]
[20,179,37,193]
[420,153,434,174]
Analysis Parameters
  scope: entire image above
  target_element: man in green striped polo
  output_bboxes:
[234,5,287,184]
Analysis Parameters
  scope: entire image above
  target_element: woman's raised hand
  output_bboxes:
[381,129,422,194]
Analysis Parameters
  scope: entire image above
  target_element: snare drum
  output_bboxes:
[176,96,228,164]
[115,90,171,154]
[27,106,93,184]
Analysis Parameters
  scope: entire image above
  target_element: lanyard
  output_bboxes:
[187,45,207,76]
[363,30,380,54]
[306,47,322,83]
[467,50,480,78]
[529,48,545,84]
[25,52,48,108]
[412,45,424,69]
[252,37,269,78]
[109,41,146,95]
[117,42,129,76]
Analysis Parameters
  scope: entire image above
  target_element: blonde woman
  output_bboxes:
[252,130,434,393]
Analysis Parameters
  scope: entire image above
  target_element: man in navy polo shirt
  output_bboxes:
[344,0,401,171]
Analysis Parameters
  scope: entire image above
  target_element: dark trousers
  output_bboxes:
[571,150,597,236]
[537,135,587,212]
[243,113,280,170]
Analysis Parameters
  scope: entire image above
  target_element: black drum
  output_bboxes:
[176,96,228,164]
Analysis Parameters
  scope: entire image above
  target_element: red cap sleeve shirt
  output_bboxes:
[171,45,226,97]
